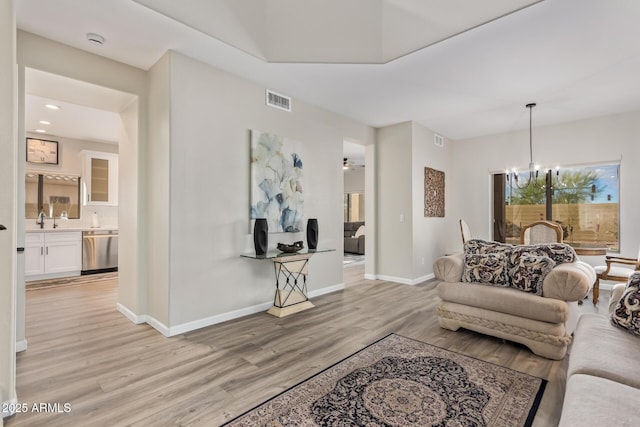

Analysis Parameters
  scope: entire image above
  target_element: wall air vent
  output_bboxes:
[266,90,291,112]
[434,133,444,148]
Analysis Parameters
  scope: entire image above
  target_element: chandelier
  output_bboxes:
[506,103,559,190]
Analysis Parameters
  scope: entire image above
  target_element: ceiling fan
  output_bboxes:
[343,157,365,170]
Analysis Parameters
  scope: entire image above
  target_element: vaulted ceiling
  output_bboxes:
[16,0,640,142]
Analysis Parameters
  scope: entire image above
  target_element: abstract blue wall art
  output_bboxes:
[251,130,304,233]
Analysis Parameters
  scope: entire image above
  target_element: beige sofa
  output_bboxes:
[558,283,640,426]
[433,242,595,360]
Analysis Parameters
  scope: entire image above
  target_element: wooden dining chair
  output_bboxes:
[459,219,472,244]
[593,247,640,304]
[520,220,563,245]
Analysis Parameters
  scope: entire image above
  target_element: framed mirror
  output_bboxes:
[25,172,81,219]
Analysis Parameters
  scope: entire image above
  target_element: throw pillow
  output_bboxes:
[509,254,555,296]
[509,243,576,266]
[462,252,509,286]
[611,272,640,336]
[354,225,365,238]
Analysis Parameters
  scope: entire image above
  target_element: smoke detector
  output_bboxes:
[86,33,105,46]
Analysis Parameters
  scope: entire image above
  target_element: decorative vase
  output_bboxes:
[254,218,268,256]
[306,218,318,250]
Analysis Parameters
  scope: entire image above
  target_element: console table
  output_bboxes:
[241,248,334,317]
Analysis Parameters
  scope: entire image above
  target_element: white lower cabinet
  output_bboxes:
[25,232,82,279]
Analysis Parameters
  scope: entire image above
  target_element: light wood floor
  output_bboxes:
[6,265,609,426]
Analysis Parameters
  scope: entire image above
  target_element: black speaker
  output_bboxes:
[306,218,318,250]
[253,219,268,256]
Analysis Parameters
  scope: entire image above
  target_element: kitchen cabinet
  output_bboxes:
[25,231,82,279]
[82,151,118,206]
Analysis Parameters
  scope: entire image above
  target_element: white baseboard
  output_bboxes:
[146,315,171,337]
[308,283,344,298]
[116,283,346,337]
[2,396,18,419]
[116,303,147,324]
[16,339,27,353]
[414,273,436,285]
[167,301,273,336]
[25,270,82,282]
[363,273,377,280]
[375,273,435,286]
[167,283,346,336]
[116,303,172,337]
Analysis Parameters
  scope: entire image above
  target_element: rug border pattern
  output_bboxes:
[222,333,547,426]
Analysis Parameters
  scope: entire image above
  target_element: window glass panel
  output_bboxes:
[505,172,547,244]
[499,164,619,251]
[553,165,619,251]
[344,193,365,222]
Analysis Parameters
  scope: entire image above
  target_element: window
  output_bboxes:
[344,193,365,222]
[494,163,619,251]
[25,172,81,219]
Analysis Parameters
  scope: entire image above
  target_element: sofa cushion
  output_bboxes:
[509,254,555,296]
[462,252,509,286]
[354,225,365,238]
[610,272,640,336]
[559,374,640,427]
[438,281,568,324]
[568,313,640,389]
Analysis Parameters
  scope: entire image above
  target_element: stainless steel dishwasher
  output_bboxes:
[82,230,118,274]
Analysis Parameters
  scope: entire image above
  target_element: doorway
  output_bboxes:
[343,140,366,275]
[17,67,139,349]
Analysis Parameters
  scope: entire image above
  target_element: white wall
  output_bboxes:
[374,121,454,284]
[0,0,16,419]
[376,122,413,281]
[25,132,118,173]
[153,51,374,329]
[448,111,640,261]
[118,96,145,322]
[344,167,365,194]
[411,122,454,280]
[146,52,171,326]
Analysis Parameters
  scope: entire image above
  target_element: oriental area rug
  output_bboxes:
[224,334,546,427]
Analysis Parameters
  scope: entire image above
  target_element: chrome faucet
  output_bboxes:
[37,211,46,229]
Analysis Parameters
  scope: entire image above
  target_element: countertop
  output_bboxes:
[25,226,118,233]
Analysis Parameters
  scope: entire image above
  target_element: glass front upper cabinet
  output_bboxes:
[82,150,118,206]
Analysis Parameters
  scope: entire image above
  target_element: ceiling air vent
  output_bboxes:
[266,89,291,112]
[434,133,444,148]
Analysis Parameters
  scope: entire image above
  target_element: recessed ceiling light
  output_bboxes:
[87,33,105,45]
[35,129,47,133]
[39,120,51,125]
[45,104,60,110]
